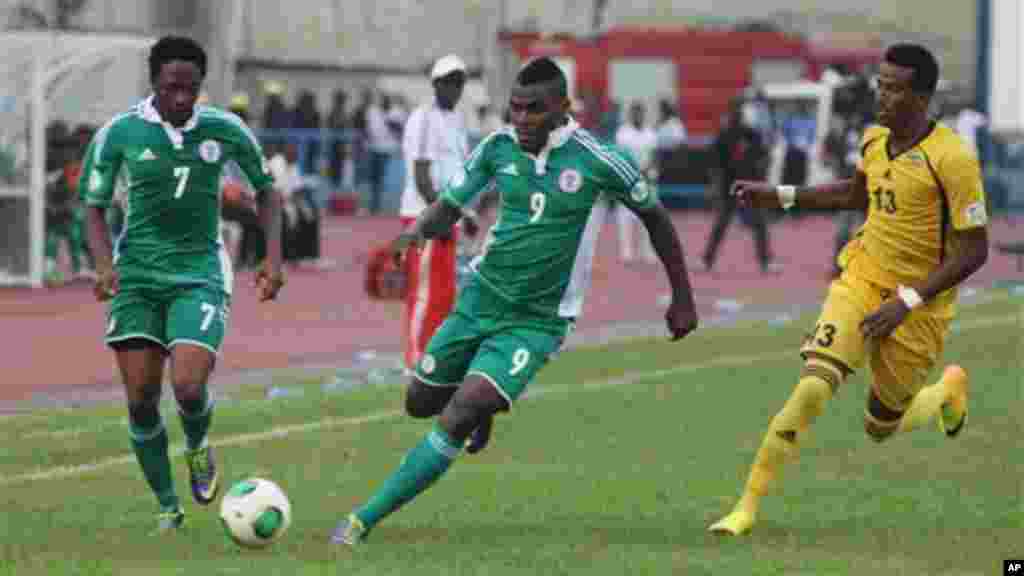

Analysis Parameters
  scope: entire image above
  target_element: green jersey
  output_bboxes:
[441,118,658,318]
[80,97,273,293]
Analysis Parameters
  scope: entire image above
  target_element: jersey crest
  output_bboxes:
[558,168,582,193]
[199,139,222,163]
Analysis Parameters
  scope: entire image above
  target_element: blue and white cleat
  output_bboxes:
[331,513,368,546]
[185,444,220,505]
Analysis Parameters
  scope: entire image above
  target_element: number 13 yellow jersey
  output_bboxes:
[839,122,988,316]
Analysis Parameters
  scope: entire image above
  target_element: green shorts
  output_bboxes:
[414,276,572,405]
[105,282,231,355]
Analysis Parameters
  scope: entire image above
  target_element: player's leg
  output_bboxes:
[106,286,181,531]
[166,285,230,505]
[871,316,968,438]
[701,194,736,270]
[336,322,565,545]
[710,275,873,535]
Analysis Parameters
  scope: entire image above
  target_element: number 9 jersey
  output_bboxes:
[80,96,274,294]
[440,118,658,319]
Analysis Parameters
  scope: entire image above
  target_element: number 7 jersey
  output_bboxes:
[80,97,273,293]
[441,118,658,318]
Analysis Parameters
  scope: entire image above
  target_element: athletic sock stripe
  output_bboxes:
[129,422,166,443]
[801,364,842,394]
[427,430,460,459]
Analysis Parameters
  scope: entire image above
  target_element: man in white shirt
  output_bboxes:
[399,54,470,371]
[615,101,658,263]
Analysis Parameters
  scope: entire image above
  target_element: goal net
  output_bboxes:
[0,31,154,286]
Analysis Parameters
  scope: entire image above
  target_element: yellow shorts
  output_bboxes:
[800,272,951,412]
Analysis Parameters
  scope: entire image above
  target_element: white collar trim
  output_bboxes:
[515,116,578,175]
[140,95,199,148]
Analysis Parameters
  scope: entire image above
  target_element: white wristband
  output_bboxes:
[776,185,796,210]
[897,285,923,309]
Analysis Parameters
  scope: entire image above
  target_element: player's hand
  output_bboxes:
[665,298,698,341]
[93,268,119,302]
[390,231,421,267]
[859,299,909,339]
[730,180,777,209]
[255,262,285,302]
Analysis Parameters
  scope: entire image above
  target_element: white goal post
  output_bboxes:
[0,31,154,287]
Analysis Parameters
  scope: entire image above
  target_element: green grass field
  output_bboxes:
[1,291,1021,575]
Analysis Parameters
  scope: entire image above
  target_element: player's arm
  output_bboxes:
[606,146,697,340]
[733,172,868,211]
[392,136,496,258]
[231,121,284,300]
[79,124,123,300]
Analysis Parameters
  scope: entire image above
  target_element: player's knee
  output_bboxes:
[127,400,161,430]
[404,379,445,419]
[864,392,901,443]
[438,377,506,441]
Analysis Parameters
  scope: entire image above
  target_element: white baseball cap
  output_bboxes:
[430,54,467,80]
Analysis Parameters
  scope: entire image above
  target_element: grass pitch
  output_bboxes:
[1,291,1020,575]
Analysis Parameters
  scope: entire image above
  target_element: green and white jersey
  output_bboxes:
[441,118,658,318]
[80,96,273,293]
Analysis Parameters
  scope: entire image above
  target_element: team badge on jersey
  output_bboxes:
[630,180,651,203]
[450,169,467,188]
[199,140,222,164]
[964,201,988,226]
[558,169,582,193]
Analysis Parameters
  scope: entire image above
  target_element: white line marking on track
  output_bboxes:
[0,313,1015,486]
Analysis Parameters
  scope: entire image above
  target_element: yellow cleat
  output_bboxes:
[939,365,969,438]
[708,508,756,535]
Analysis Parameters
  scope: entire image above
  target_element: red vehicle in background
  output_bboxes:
[499,27,880,139]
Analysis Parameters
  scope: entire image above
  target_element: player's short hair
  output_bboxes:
[516,57,567,99]
[149,36,207,81]
[884,43,939,95]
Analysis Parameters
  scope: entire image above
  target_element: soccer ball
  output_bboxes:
[219,478,292,548]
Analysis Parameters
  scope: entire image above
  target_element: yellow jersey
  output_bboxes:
[839,122,988,317]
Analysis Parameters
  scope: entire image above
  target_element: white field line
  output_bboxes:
[0,313,1016,486]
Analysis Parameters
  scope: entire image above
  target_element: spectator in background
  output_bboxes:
[267,142,321,265]
[399,54,471,371]
[614,101,658,264]
[780,100,816,190]
[366,93,401,214]
[293,89,322,174]
[221,93,267,269]
[45,123,95,285]
[655,99,687,166]
[599,99,621,142]
[327,89,351,190]
[262,81,292,132]
[351,88,375,214]
[700,98,780,275]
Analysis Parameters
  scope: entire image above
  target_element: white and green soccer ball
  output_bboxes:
[219,478,292,548]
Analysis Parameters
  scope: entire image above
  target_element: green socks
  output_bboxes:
[129,417,179,510]
[178,388,213,451]
[355,424,461,529]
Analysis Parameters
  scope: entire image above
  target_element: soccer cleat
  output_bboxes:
[331,513,368,546]
[153,506,185,534]
[708,507,756,536]
[939,365,969,438]
[465,415,494,455]
[185,444,220,505]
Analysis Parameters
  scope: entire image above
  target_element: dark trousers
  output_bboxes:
[222,203,265,268]
[702,185,771,269]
